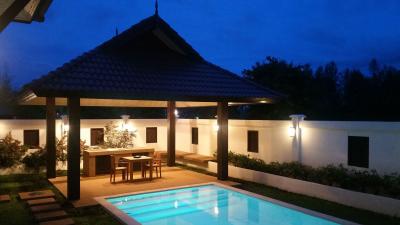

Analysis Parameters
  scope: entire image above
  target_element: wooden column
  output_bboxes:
[217,102,228,180]
[167,101,176,166]
[46,97,56,178]
[67,97,80,200]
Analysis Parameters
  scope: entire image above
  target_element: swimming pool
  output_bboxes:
[96,183,356,225]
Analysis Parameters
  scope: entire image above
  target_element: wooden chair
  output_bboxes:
[110,155,128,183]
[143,152,162,178]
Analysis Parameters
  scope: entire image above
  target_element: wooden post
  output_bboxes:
[46,97,56,178]
[67,97,80,200]
[217,102,228,180]
[167,101,176,166]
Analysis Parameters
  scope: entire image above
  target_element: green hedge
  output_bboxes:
[228,151,400,199]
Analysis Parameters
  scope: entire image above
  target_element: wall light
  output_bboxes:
[120,115,130,130]
[174,109,179,117]
[260,100,267,103]
[213,124,220,132]
[61,115,69,134]
[288,126,296,137]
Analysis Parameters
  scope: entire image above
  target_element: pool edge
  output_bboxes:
[94,182,360,225]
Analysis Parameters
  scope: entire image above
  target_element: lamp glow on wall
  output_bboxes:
[61,115,69,135]
[289,114,306,162]
[213,115,219,131]
[288,126,296,137]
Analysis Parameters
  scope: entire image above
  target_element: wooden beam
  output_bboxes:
[46,97,56,178]
[217,102,228,180]
[167,101,176,166]
[0,0,30,32]
[67,97,80,200]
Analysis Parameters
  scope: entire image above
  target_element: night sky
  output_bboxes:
[1,0,400,88]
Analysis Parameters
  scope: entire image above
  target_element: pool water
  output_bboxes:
[106,184,340,225]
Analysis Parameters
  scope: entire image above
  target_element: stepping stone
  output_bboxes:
[27,197,56,206]
[34,210,68,222]
[0,195,11,202]
[39,218,74,225]
[19,190,55,200]
[31,203,62,213]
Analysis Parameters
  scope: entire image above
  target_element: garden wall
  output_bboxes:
[0,119,400,174]
[207,161,400,217]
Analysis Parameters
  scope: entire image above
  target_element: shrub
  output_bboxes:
[227,151,400,199]
[0,132,28,168]
[21,147,46,173]
[56,135,67,162]
[55,135,89,163]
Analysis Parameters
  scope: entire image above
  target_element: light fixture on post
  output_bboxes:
[61,115,69,135]
[121,115,130,130]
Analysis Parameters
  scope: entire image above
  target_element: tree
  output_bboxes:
[242,56,400,121]
[242,56,315,119]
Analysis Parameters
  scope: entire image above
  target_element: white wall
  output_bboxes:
[0,119,399,174]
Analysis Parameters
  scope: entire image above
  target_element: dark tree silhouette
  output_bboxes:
[243,57,400,121]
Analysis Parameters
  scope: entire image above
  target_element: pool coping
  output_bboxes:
[94,182,360,225]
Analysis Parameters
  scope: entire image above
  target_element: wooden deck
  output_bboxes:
[49,167,235,208]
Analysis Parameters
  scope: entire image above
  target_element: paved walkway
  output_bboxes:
[18,190,74,225]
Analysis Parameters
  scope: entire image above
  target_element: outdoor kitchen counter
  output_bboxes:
[83,147,155,177]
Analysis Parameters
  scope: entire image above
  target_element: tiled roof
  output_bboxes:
[23,14,282,103]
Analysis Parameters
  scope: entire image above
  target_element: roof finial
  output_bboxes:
[155,0,159,15]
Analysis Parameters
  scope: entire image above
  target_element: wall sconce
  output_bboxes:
[174,109,179,117]
[289,114,306,162]
[120,115,130,130]
[61,115,69,134]
[288,126,296,137]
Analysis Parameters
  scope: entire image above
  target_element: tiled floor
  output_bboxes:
[49,167,233,207]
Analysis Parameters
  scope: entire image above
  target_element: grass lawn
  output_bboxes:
[0,172,120,225]
[1,168,400,225]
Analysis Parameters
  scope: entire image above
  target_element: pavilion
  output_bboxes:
[19,11,281,200]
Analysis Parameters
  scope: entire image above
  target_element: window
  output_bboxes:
[192,127,198,145]
[24,130,39,148]
[90,128,104,146]
[247,130,259,153]
[348,136,369,168]
[146,127,157,143]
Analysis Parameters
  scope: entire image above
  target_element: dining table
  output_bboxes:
[122,156,153,181]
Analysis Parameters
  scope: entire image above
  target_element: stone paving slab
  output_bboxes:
[31,203,62,213]
[39,218,74,225]
[0,194,11,202]
[27,197,56,206]
[34,210,67,221]
[19,190,55,200]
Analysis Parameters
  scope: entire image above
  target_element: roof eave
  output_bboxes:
[20,88,279,105]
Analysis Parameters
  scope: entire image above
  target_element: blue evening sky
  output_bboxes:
[1,0,400,88]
